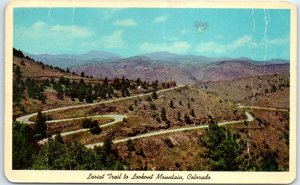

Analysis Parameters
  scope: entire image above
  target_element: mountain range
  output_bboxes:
[25,50,290,84]
[25,50,122,69]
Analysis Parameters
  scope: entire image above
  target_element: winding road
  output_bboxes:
[85,112,254,148]
[16,84,286,148]
[38,114,127,145]
[237,104,288,112]
[16,84,186,124]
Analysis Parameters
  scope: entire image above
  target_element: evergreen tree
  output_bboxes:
[152,90,158,99]
[199,118,245,171]
[184,114,192,124]
[191,109,196,117]
[260,151,279,171]
[86,92,94,103]
[150,103,157,110]
[13,48,25,58]
[102,137,113,154]
[129,105,134,111]
[177,111,181,121]
[54,132,64,144]
[34,111,47,139]
[56,84,64,100]
[20,60,25,66]
[169,100,175,108]
[146,96,152,102]
[13,122,38,169]
[90,121,101,135]
[13,66,25,105]
[127,139,135,152]
[161,107,167,121]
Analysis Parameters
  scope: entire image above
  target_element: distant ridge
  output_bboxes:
[24,50,289,84]
[24,50,122,69]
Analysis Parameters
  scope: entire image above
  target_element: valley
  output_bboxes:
[12,48,290,171]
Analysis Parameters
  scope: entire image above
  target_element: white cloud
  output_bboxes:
[214,35,224,40]
[140,41,191,54]
[113,19,137,27]
[195,34,290,57]
[266,37,289,45]
[27,21,93,38]
[100,30,125,49]
[180,28,188,35]
[14,21,94,53]
[195,35,254,53]
[153,15,168,23]
[50,25,93,37]
[32,21,47,29]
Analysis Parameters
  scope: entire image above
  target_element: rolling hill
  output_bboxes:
[71,56,289,84]
[192,60,289,82]
[70,56,197,84]
[25,50,289,84]
[13,48,290,171]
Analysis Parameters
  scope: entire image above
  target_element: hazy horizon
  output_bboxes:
[13,48,289,63]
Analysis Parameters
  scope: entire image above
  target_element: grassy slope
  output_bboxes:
[61,86,245,146]
[196,73,289,109]
[14,55,289,171]
[13,56,99,118]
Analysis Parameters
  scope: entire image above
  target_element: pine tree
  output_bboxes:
[56,84,64,100]
[184,114,192,124]
[177,111,181,121]
[34,111,47,139]
[169,100,175,108]
[187,103,191,109]
[90,120,101,135]
[199,118,245,171]
[161,107,167,121]
[191,109,196,117]
[150,103,157,110]
[127,139,135,152]
[20,60,25,66]
[152,90,158,99]
[146,96,152,102]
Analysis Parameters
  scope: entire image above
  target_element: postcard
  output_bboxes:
[4,0,297,184]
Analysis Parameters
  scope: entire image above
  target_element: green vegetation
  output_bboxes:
[161,107,167,121]
[34,111,48,139]
[152,90,158,99]
[32,136,125,170]
[199,117,245,171]
[13,120,125,170]
[184,113,192,124]
[82,118,102,135]
[169,100,175,108]
[126,139,135,152]
[13,122,38,169]
[13,65,26,108]
[26,78,47,103]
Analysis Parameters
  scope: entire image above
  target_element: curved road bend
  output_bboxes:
[85,111,254,148]
[16,85,186,125]
[38,114,127,145]
[18,84,285,148]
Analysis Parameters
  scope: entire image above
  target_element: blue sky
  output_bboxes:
[14,8,290,60]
